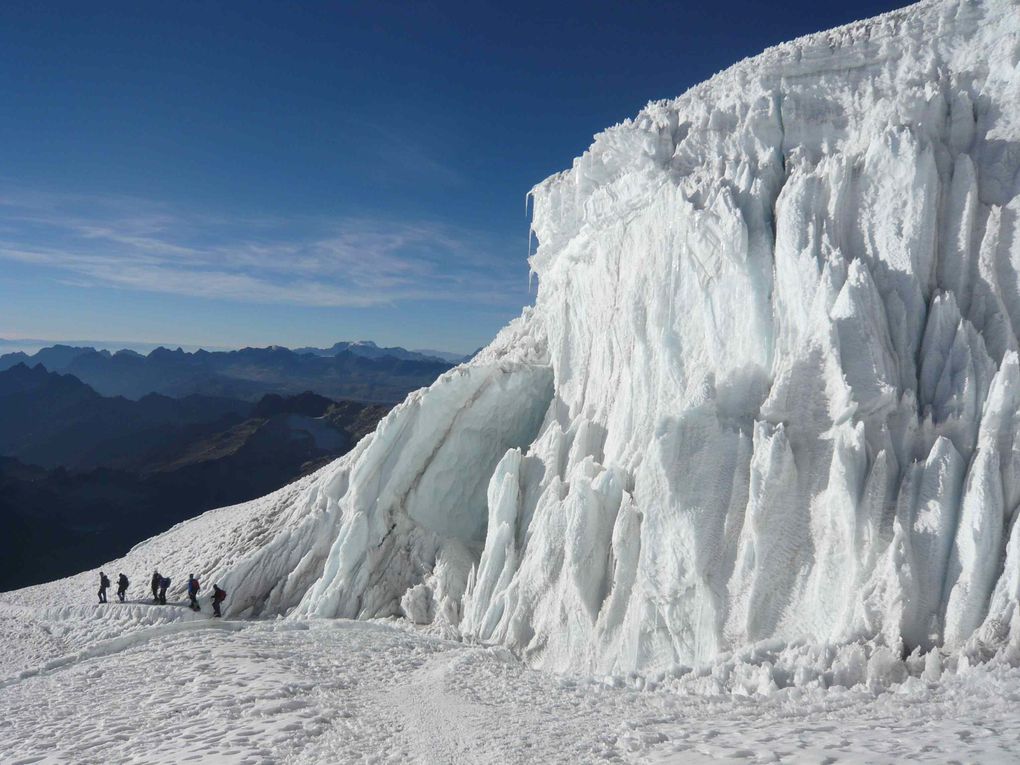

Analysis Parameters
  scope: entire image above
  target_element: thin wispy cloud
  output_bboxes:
[340,117,468,189]
[0,190,526,308]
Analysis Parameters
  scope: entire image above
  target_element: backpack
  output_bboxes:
[119,576,129,589]
[100,575,110,588]
[193,579,201,593]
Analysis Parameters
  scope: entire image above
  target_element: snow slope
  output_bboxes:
[7,0,1020,691]
[5,605,1020,764]
[4,610,1020,764]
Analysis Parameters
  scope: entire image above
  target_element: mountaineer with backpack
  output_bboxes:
[117,573,129,603]
[150,570,161,603]
[158,575,170,605]
[187,575,201,611]
[97,571,110,604]
[211,584,227,618]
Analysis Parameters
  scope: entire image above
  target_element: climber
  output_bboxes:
[116,573,129,603]
[150,569,161,603]
[158,575,170,605]
[211,584,227,618]
[187,575,201,611]
[97,571,110,604]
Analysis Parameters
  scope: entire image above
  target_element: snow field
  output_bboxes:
[3,604,1020,763]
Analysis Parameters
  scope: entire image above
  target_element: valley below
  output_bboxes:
[0,344,435,590]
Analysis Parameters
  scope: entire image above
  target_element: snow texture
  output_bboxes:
[7,0,1020,690]
[4,608,1020,763]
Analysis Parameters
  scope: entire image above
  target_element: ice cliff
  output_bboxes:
[49,0,1020,676]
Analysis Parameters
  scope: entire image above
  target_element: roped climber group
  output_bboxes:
[97,568,228,617]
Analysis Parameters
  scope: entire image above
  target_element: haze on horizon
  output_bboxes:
[0,0,904,354]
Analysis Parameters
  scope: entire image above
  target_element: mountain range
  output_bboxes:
[0,341,458,403]
[291,340,469,364]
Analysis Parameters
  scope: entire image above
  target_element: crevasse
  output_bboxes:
[76,0,1020,677]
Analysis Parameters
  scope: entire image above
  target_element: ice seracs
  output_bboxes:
[9,0,1020,682]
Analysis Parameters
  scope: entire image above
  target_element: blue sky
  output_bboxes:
[0,0,905,354]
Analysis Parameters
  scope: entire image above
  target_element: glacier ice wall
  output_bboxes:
[73,0,1020,675]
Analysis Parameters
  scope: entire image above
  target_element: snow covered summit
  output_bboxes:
[10,0,1020,678]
